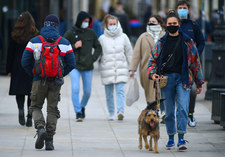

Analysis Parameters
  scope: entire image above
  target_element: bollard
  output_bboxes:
[211,88,225,124]
[220,93,225,129]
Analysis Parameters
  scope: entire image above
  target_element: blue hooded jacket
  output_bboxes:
[21,26,76,81]
[179,19,205,55]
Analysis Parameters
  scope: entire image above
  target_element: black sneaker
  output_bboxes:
[76,113,83,122]
[45,138,54,150]
[35,127,47,149]
[26,117,32,127]
[81,108,85,119]
[19,110,25,126]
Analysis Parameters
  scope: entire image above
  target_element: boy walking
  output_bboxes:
[176,0,205,127]
[21,14,75,150]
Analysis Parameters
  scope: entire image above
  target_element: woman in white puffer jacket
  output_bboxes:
[99,14,133,121]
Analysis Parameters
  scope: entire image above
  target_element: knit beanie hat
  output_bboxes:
[44,14,59,27]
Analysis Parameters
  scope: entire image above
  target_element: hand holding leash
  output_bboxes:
[152,73,160,81]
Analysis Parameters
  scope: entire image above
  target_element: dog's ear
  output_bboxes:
[160,99,165,103]
[146,101,157,110]
[144,111,149,117]
[146,99,166,110]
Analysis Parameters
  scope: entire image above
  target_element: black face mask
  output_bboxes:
[148,23,157,26]
[166,26,179,34]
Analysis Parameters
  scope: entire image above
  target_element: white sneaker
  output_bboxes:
[117,112,124,120]
[108,113,114,121]
[188,116,196,127]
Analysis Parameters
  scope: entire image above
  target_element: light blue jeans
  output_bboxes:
[161,73,190,135]
[105,83,125,115]
[70,69,93,114]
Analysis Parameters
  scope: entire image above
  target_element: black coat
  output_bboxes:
[6,39,32,95]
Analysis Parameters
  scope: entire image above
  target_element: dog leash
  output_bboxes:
[155,77,161,111]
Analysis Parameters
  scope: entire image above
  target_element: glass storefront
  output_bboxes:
[0,0,50,74]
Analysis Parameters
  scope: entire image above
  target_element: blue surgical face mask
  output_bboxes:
[108,25,117,32]
[81,22,89,29]
[178,9,188,18]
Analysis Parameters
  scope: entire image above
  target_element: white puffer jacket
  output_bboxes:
[99,23,133,85]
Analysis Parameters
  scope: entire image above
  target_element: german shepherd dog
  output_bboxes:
[138,99,164,153]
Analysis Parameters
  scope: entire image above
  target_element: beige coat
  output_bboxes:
[129,31,165,103]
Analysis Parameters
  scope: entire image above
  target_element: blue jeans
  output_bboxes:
[105,83,125,114]
[161,73,190,135]
[70,69,93,114]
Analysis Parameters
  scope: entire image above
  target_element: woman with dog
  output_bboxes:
[98,14,132,121]
[129,15,165,119]
[147,10,204,150]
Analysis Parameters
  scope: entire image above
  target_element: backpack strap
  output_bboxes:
[38,35,62,44]
[38,35,45,43]
[55,36,62,44]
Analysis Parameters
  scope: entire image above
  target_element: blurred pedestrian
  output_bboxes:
[64,11,102,122]
[148,10,204,150]
[176,0,205,127]
[112,1,130,37]
[129,15,165,120]
[92,10,106,38]
[6,11,39,127]
[98,14,132,121]
[143,5,152,26]
[21,14,75,150]
[196,11,213,41]
[211,9,219,30]
[0,28,3,52]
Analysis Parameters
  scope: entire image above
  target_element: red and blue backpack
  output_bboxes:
[33,35,64,79]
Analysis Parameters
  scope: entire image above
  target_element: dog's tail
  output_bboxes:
[146,99,165,110]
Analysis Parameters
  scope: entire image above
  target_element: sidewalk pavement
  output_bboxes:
[0,68,225,157]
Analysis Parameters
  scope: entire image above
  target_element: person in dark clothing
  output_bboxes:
[22,14,76,150]
[64,11,102,122]
[112,1,130,37]
[176,0,205,127]
[0,29,3,52]
[196,11,213,41]
[148,10,204,151]
[6,11,39,127]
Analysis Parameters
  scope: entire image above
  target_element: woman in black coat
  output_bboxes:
[6,11,39,127]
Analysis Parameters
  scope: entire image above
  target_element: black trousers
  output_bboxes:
[189,83,196,114]
[16,94,31,117]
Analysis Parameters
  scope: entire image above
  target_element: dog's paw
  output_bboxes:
[154,149,159,153]
[149,147,153,151]
[138,145,143,150]
[145,145,149,149]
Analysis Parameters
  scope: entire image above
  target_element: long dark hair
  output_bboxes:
[11,11,39,44]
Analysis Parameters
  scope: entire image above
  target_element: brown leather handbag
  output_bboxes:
[159,75,168,88]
